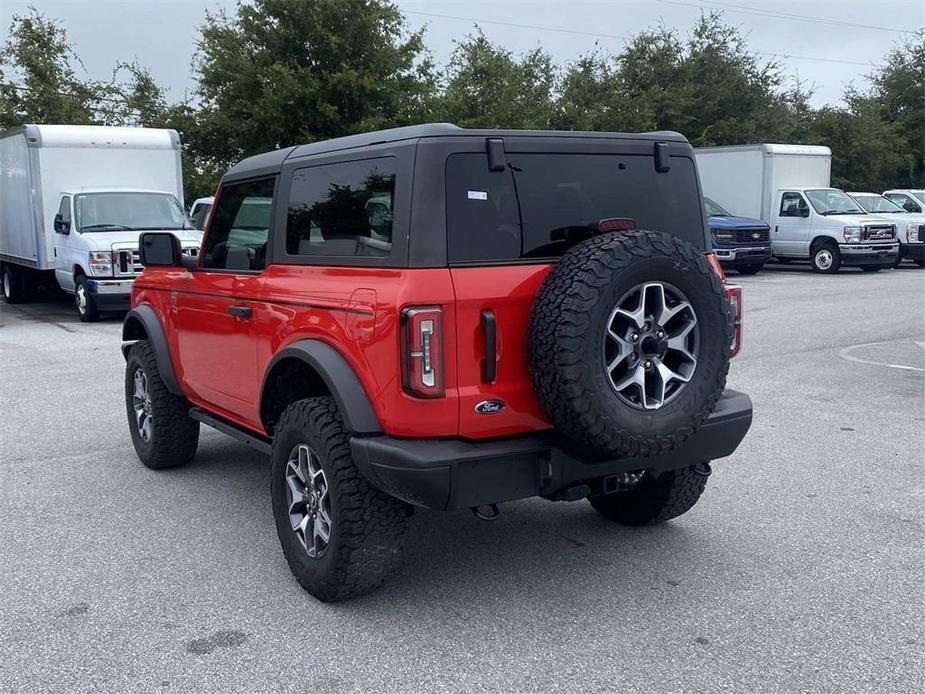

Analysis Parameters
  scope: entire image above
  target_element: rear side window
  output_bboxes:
[286,157,396,258]
[201,178,275,271]
[446,152,705,263]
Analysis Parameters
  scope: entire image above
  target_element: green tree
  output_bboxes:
[437,30,557,128]
[0,8,167,130]
[868,31,925,187]
[191,0,435,168]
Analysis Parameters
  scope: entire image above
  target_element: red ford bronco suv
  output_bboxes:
[122,124,751,602]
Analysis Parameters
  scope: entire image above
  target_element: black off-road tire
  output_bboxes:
[589,463,711,526]
[736,263,763,275]
[271,397,409,602]
[75,275,100,322]
[124,340,199,469]
[528,230,731,458]
[810,241,841,274]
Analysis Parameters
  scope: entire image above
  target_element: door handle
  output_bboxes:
[227,305,253,318]
[480,309,497,383]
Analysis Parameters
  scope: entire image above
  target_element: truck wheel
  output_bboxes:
[736,263,763,275]
[528,230,731,458]
[271,397,408,602]
[124,339,199,469]
[1,264,26,303]
[589,463,711,526]
[859,265,881,273]
[75,275,100,322]
[811,242,841,274]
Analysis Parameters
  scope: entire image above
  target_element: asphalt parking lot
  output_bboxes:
[1,263,922,693]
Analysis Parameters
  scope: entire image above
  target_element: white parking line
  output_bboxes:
[838,337,925,372]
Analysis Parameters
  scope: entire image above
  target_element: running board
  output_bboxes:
[189,408,272,456]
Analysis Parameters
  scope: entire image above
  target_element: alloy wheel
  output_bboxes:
[285,444,332,559]
[603,281,699,410]
[131,368,153,441]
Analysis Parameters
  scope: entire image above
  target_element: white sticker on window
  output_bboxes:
[467,190,488,200]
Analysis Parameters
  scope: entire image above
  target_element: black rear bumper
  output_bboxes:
[351,390,753,510]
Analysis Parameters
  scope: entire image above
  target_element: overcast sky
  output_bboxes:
[1,0,922,108]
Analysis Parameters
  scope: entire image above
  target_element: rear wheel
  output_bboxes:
[811,242,841,274]
[589,463,711,526]
[736,263,763,275]
[1,264,26,303]
[271,397,409,602]
[75,275,100,322]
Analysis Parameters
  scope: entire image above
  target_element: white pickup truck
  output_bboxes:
[0,125,202,320]
[848,192,925,267]
[695,144,899,273]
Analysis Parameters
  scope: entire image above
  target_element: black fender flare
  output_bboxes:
[260,340,382,435]
[121,305,182,396]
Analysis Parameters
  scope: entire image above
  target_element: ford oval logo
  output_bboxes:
[752,232,761,240]
[475,400,505,415]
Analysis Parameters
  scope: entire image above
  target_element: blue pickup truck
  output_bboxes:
[704,197,773,275]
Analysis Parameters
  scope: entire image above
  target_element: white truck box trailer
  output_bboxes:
[0,125,201,318]
[695,144,898,273]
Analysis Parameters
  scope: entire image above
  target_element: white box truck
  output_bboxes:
[0,125,202,319]
[695,144,899,273]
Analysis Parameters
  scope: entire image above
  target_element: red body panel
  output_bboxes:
[133,259,559,440]
[449,265,553,438]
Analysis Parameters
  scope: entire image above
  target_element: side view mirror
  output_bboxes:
[53,213,70,234]
[798,206,810,218]
[139,232,182,267]
[904,201,921,213]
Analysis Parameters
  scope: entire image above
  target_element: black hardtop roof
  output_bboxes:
[224,123,690,179]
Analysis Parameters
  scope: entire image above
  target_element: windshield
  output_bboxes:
[850,194,904,214]
[703,197,731,217]
[75,192,191,231]
[805,189,864,216]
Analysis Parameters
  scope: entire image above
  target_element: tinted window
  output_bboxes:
[286,158,395,258]
[446,153,704,263]
[446,153,521,263]
[201,178,275,271]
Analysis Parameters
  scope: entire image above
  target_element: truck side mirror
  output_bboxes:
[798,206,809,218]
[53,214,70,234]
[139,232,182,267]
[904,200,921,213]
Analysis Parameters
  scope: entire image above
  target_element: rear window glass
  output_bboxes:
[446,152,704,263]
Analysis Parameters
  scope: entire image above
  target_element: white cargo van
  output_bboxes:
[0,125,202,320]
[695,144,899,273]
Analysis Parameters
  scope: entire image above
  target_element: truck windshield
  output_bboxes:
[75,192,191,232]
[850,194,905,214]
[703,197,731,217]
[804,189,864,216]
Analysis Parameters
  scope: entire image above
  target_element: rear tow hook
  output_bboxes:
[471,504,500,521]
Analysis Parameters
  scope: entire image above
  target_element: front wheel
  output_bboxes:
[75,275,100,322]
[589,463,711,526]
[736,263,764,275]
[811,243,841,274]
[124,340,199,469]
[271,397,409,602]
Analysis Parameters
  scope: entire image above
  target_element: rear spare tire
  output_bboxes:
[528,230,731,458]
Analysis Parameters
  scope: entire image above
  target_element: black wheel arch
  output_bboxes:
[121,305,182,396]
[260,340,382,437]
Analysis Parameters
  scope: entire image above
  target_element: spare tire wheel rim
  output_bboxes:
[603,281,699,410]
[285,444,332,559]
